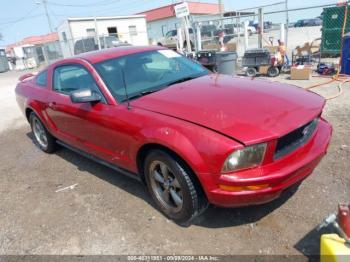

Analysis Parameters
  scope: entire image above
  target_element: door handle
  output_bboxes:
[48,102,57,110]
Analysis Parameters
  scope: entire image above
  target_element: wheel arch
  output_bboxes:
[25,103,52,133]
[136,142,208,200]
[25,104,45,124]
[25,107,34,122]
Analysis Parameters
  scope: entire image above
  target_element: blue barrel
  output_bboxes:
[341,33,350,75]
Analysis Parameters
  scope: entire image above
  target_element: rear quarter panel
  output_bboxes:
[15,76,51,127]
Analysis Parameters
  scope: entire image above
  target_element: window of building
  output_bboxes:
[128,25,137,36]
[62,32,67,42]
[86,28,96,37]
[107,27,118,37]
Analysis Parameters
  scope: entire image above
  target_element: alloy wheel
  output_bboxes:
[149,160,183,213]
[32,118,48,148]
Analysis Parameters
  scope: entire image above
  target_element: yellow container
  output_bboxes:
[320,234,350,262]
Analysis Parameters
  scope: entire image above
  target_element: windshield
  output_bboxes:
[94,50,208,102]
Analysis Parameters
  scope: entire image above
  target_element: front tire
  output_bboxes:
[30,112,56,153]
[144,150,207,225]
[267,66,280,77]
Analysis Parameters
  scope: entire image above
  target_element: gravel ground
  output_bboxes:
[0,70,349,257]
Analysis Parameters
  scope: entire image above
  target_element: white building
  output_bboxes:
[57,15,148,58]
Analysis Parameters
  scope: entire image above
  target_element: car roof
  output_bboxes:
[76,45,165,64]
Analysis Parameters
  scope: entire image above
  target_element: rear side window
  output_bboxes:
[36,70,48,87]
[53,64,100,94]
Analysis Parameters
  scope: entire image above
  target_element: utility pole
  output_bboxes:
[36,0,53,33]
[219,0,224,18]
[43,0,53,32]
[94,17,102,50]
[285,0,289,48]
[258,8,263,48]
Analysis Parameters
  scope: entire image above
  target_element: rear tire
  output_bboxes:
[267,66,280,77]
[246,67,257,77]
[144,150,207,225]
[29,112,56,153]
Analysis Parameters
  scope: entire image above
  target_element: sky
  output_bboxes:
[0,0,337,46]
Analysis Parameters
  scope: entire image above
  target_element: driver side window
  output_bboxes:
[53,64,100,95]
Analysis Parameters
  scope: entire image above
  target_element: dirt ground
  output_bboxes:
[0,70,349,257]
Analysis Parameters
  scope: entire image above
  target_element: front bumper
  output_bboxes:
[204,118,332,208]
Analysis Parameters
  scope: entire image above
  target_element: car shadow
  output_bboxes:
[27,132,299,229]
[26,132,153,206]
[192,183,300,228]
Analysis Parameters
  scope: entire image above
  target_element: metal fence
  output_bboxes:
[191,2,350,67]
[7,41,63,71]
[58,30,148,59]
[39,41,63,64]
[10,29,148,70]
[9,2,350,72]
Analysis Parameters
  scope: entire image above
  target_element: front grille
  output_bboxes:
[274,118,318,160]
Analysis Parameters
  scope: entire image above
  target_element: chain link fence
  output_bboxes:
[38,41,63,64]
[191,2,350,72]
[8,2,350,74]
[7,41,63,71]
[9,29,148,70]
[58,30,148,59]
[193,13,257,56]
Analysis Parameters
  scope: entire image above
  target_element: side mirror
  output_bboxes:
[70,89,101,103]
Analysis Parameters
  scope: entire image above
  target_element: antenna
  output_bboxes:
[120,68,131,110]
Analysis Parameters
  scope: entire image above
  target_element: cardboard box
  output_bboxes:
[259,65,269,75]
[202,43,219,51]
[226,42,236,51]
[290,65,312,80]
[202,42,236,51]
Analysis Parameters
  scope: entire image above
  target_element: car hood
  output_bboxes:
[131,74,325,145]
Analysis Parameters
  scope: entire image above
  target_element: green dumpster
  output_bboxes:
[321,5,350,55]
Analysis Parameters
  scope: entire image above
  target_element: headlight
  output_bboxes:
[222,143,267,173]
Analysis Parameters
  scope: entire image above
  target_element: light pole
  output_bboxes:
[36,0,53,33]
[219,0,224,18]
[285,0,289,48]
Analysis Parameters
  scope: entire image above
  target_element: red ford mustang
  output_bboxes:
[15,46,332,224]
